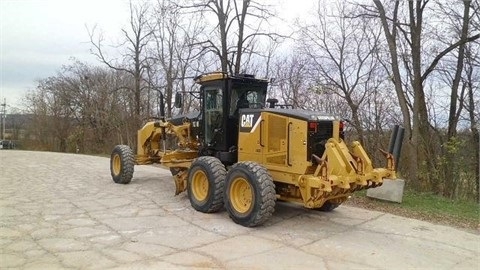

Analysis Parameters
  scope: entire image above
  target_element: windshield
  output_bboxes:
[229,84,267,116]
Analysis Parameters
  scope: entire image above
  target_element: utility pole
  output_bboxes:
[1,98,6,141]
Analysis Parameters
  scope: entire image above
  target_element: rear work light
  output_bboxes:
[339,120,345,139]
[308,122,318,133]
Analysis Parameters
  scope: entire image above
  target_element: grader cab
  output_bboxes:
[110,72,400,227]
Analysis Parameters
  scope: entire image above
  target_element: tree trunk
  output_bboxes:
[215,1,229,73]
[234,0,249,74]
[465,48,479,203]
[373,0,415,182]
[443,0,471,198]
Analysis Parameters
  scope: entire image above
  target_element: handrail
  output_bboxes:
[259,120,265,147]
[287,122,293,166]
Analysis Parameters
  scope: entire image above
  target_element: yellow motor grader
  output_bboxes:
[110,72,401,227]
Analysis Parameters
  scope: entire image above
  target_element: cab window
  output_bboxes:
[230,87,266,116]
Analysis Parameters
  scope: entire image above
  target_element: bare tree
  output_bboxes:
[24,60,139,153]
[25,78,73,152]
[270,54,309,109]
[434,0,479,198]
[364,0,480,189]
[148,0,206,117]
[463,40,480,201]
[179,0,279,74]
[88,1,154,122]
[299,1,384,144]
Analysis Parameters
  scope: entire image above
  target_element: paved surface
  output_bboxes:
[1,150,479,269]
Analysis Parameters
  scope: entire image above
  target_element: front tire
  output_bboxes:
[187,156,226,213]
[110,145,135,184]
[224,162,276,227]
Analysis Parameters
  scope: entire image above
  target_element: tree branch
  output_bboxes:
[422,33,480,81]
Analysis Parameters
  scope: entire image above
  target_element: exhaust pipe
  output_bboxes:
[388,125,399,154]
[388,125,405,168]
[158,91,167,153]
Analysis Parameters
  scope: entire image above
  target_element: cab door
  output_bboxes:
[203,86,224,148]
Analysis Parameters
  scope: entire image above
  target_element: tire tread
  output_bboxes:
[225,161,276,227]
[188,156,226,213]
[110,145,134,184]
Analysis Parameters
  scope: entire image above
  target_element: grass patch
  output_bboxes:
[346,190,479,232]
[401,192,479,221]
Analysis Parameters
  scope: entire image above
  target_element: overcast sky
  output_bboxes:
[1,0,132,110]
[0,0,310,110]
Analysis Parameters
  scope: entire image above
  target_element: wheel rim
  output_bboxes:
[112,154,121,175]
[191,170,209,202]
[229,177,253,214]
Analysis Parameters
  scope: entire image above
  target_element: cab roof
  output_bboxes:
[194,72,269,84]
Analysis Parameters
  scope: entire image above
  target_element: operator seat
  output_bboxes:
[236,95,249,111]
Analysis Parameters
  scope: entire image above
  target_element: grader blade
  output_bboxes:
[171,168,188,195]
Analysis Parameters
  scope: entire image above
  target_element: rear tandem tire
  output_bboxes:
[110,145,135,184]
[187,156,226,213]
[318,201,340,212]
[224,162,276,227]
[317,196,349,211]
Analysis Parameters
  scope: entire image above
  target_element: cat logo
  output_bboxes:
[239,112,261,133]
[241,114,254,128]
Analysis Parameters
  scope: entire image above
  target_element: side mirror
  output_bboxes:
[174,92,182,108]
